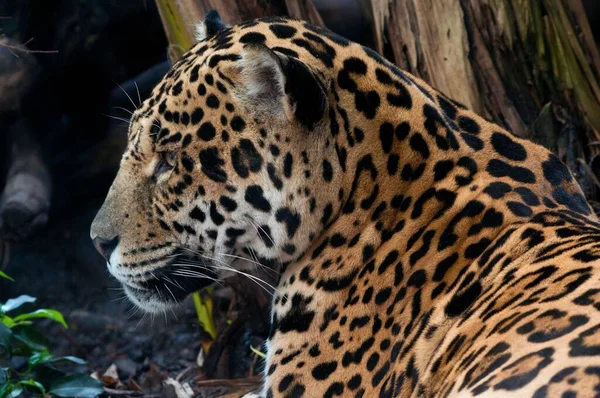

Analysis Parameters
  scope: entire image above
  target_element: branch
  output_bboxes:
[0,36,58,55]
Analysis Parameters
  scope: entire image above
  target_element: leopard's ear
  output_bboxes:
[195,10,229,42]
[233,44,328,130]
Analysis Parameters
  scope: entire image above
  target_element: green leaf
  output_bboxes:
[1,295,36,313]
[13,309,68,328]
[30,364,65,388]
[0,323,12,357]
[0,385,23,398]
[12,325,51,351]
[28,350,53,366]
[0,315,14,328]
[19,379,45,394]
[0,270,14,282]
[48,356,87,365]
[28,351,87,366]
[0,382,10,398]
[49,374,104,397]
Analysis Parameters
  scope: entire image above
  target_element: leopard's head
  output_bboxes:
[90,13,342,313]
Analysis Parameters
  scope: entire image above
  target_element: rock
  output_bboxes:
[115,357,139,379]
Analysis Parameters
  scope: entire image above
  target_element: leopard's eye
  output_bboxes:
[155,151,176,177]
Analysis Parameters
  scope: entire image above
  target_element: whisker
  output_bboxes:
[116,82,138,110]
[103,113,131,125]
[163,283,178,303]
[134,81,142,106]
[180,246,279,276]
[113,106,134,116]
[174,257,277,296]
[134,311,147,330]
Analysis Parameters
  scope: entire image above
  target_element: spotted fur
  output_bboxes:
[91,12,600,397]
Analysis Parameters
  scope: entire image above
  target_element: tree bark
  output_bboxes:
[365,0,600,200]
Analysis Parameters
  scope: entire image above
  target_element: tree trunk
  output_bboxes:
[365,0,600,202]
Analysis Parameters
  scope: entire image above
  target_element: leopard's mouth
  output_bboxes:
[115,252,218,313]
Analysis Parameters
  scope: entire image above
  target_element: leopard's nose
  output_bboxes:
[92,236,119,261]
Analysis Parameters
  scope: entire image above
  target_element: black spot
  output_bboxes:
[491,132,527,161]
[323,159,333,182]
[484,181,512,199]
[514,187,540,206]
[267,163,283,190]
[551,187,591,215]
[278,375,294,392]
[458,116,480,134]
[445,281,482,316]
[209,201,224,225]
[347,374,362,390]
[507,201,533,217]
[542,154,573,186]
[312,361,338,380]
[461,133,484,151]
[330,233,346,247]
[199,147,227,182]
[518,310,589,343]
[493,348,554,391]
[219,196,237,212]
[409,133,429,159]
[283,153,293,178]
[355,90,380,119]
[171,81,183,95]
[245,185,271,212]
[322,203,333,225]
[379,123,394,154]
[274,293,315,333]
[362,245,375,262]
[231,139,263,178]
[375,288,392,305]
[206,94,220,108]
[434,160,454,181]
[190,108,204,124]
[189,207,205,222]
[189,65,200,82]
[343,57,367,75]
[270,24,297,39]
[570,324,600,357]
[230,116,246,132]
[292,33,336,68]
[395,122,410,141]
[197,122,216,141]
[433,253,458,281]
[240,32,266,44]
[438,95,457,120]
[387,154,399,175]
[487,159,535,183]
[387,82,412,109]
[276,207,301,239]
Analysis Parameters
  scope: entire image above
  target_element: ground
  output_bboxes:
[1,197,265,397]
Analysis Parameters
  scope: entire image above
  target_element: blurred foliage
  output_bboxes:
[0,272,103,398]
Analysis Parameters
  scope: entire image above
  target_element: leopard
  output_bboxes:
[90,10,600,397]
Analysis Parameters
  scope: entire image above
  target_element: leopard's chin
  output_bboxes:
[117,260,219,314]
[123,284,177,314]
